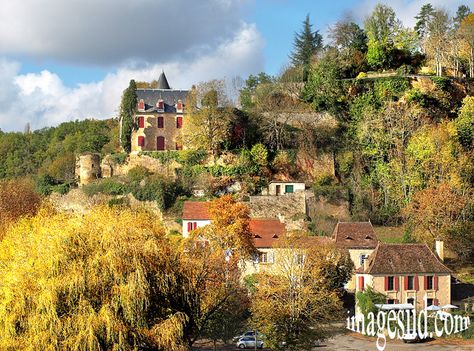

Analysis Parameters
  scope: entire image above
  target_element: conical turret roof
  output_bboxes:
[157,71,171,89]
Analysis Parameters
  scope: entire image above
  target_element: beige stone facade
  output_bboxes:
[131,113,184,152]
[357,273,451,310]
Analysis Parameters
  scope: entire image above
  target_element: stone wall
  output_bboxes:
[77,153,101,186]
[248,192,306,231]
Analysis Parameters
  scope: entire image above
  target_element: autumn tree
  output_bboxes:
[0,178,41,239]
[182,80,233,155]
[455,95,474,150]
[290,14,323,81]
[250,235,353,351]
[454,5,471,30]
[459,13,474,77]
[404,183,473,260]
[119,79,137,152]
[425,9,451,76]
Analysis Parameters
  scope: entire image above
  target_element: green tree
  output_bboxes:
[250,143,268,167]
[415,3,434,42]
[454,5,471,29]
[455,96,474,150]
[120,79,137,153]
[364,4,400,69]
[239,72,273,110]
[290,14,323,81]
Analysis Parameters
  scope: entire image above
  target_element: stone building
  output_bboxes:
[77,153,101,186]
[131,71,189,152]
[355,242,451,311]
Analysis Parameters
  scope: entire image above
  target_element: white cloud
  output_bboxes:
[0,23,264,132]
[0,0,252,65]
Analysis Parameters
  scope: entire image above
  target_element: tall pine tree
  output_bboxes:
[414,3,434,40]
[120,80,137,152]
[290,14,322,81]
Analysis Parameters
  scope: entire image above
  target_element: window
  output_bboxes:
[426,276,433,290]
[407,298,415,306]
[285,184,294,193]
[176,100,183,113]
[138,99,145,111]
[359,254,369,266]
[157,100,164,111]
[427,298,434,306]
[387,299,395,304]
[157,116,164,128]
[387,276,394,291]
[138,136,145,147]
[295,254,305,265]
[407,276,414,290]
[176,116,183,128]
[259,251,273,263]
[156,136,165,150]
[187,222,198,232]
[138,116,144,128]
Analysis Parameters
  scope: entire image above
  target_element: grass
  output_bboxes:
[373,226,405,243]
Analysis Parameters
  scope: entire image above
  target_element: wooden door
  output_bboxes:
[276,184,281,196]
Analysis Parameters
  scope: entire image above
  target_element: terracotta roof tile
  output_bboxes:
[182,201,210,220]
[250,219,286,248]
[332,222,378,249]
[361,243,451,274]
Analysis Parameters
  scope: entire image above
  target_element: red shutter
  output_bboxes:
[138,99,144,110]
[177,101,183,111]
[193,222,197,230]
[433,298,438,306]
[384,276,389,291]
[138,136,145,147]
[394,276,399,291]
[358,276,365,291]
[404,276,408,290]
[424,276,428,290]
[176,116,183,128]
[187,222,192,232]
[414,276,419,291]
[434,275,438,291]
[158,116,164,128]
[138,116,144,128]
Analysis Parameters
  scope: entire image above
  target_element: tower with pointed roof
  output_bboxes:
[131,71,189,152]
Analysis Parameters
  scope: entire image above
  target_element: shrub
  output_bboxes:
[405,88,428,106]
[430,76,450,90]
[132,175,182,210]
[177,149,208,166]
[82,178,127,197]
[127,165,152,183]
[110,152,128,165]
[51,183,71,195]
[35,174,57,195]
[374,77,410,100]
[140,151,180,164]
[396,64,414,75]
[250,143,268,167]
[108,197,130,208]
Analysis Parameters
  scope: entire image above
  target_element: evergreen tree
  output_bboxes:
[120,79,137,152]
[290,14,323,81]
[414,3,434,39]
[454,5,471,29]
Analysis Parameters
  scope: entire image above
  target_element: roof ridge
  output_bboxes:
[424,242,452,273]
[365,242,381,274]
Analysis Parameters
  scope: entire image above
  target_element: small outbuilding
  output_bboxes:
[263,181,305,196]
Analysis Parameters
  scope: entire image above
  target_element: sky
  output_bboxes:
[0,0,467,132]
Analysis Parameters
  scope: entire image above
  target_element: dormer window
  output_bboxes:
[176,100,183,113]
[157,99,164,112]
[138,99,145,111]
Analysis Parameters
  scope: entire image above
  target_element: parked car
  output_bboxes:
[402,329,421,343]
[233,331,263,341]
[236,336,264,349]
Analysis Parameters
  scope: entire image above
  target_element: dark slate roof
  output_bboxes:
[136,89,189,113]
[157,71,171,89]
[359,243,451,275]
[332,222,378,249]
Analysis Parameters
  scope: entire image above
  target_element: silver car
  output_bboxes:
[236,336,264,349]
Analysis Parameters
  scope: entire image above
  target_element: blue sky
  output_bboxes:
[0,0,466,131]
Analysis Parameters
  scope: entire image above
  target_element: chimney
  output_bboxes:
[435,239,444,262]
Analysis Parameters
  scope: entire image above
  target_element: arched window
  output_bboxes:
[156,136,165,150]
[157,116,164,128]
